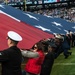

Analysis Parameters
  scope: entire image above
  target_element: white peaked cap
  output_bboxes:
[66,32,69,34]
[70,31,73,34]
[55,35,63,39]
[7,31,22,41]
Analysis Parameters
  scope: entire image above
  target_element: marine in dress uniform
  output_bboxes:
[0,31,22,75]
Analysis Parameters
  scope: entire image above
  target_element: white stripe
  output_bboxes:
[54,63,75,65]
[0,10,20,22]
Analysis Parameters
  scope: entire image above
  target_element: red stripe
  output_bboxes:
[0,13,54,50]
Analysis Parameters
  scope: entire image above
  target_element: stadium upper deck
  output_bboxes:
[0,0,75,11]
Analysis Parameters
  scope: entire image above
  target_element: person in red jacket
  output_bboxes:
[25,41,45,75]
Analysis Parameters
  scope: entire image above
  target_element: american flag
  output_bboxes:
[0,4,54,50]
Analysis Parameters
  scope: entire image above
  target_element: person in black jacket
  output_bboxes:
[40,41,56,75]
[0,31,22,75]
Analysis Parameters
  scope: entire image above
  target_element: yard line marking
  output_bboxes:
[60,53,75,55]
[21,63,75,66]
[54,63,75,65]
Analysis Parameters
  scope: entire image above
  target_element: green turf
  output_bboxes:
[50,47,75,75]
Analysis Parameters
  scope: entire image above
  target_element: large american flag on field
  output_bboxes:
[0,4,54,50]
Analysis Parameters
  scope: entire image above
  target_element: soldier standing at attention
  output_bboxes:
[0,31,22,75]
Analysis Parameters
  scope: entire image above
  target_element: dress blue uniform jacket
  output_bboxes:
[0,46,22,75]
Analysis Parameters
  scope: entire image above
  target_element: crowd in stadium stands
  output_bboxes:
[33,7,75,23]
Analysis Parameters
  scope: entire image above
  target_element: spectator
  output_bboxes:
[21,49,40,75]
[66,32,71,50]
[25,41,45,75]
[40,41,57,75]
[54,34,72,59]
[69,31,75,47]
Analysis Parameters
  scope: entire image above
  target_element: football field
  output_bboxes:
[51,47,75,75]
